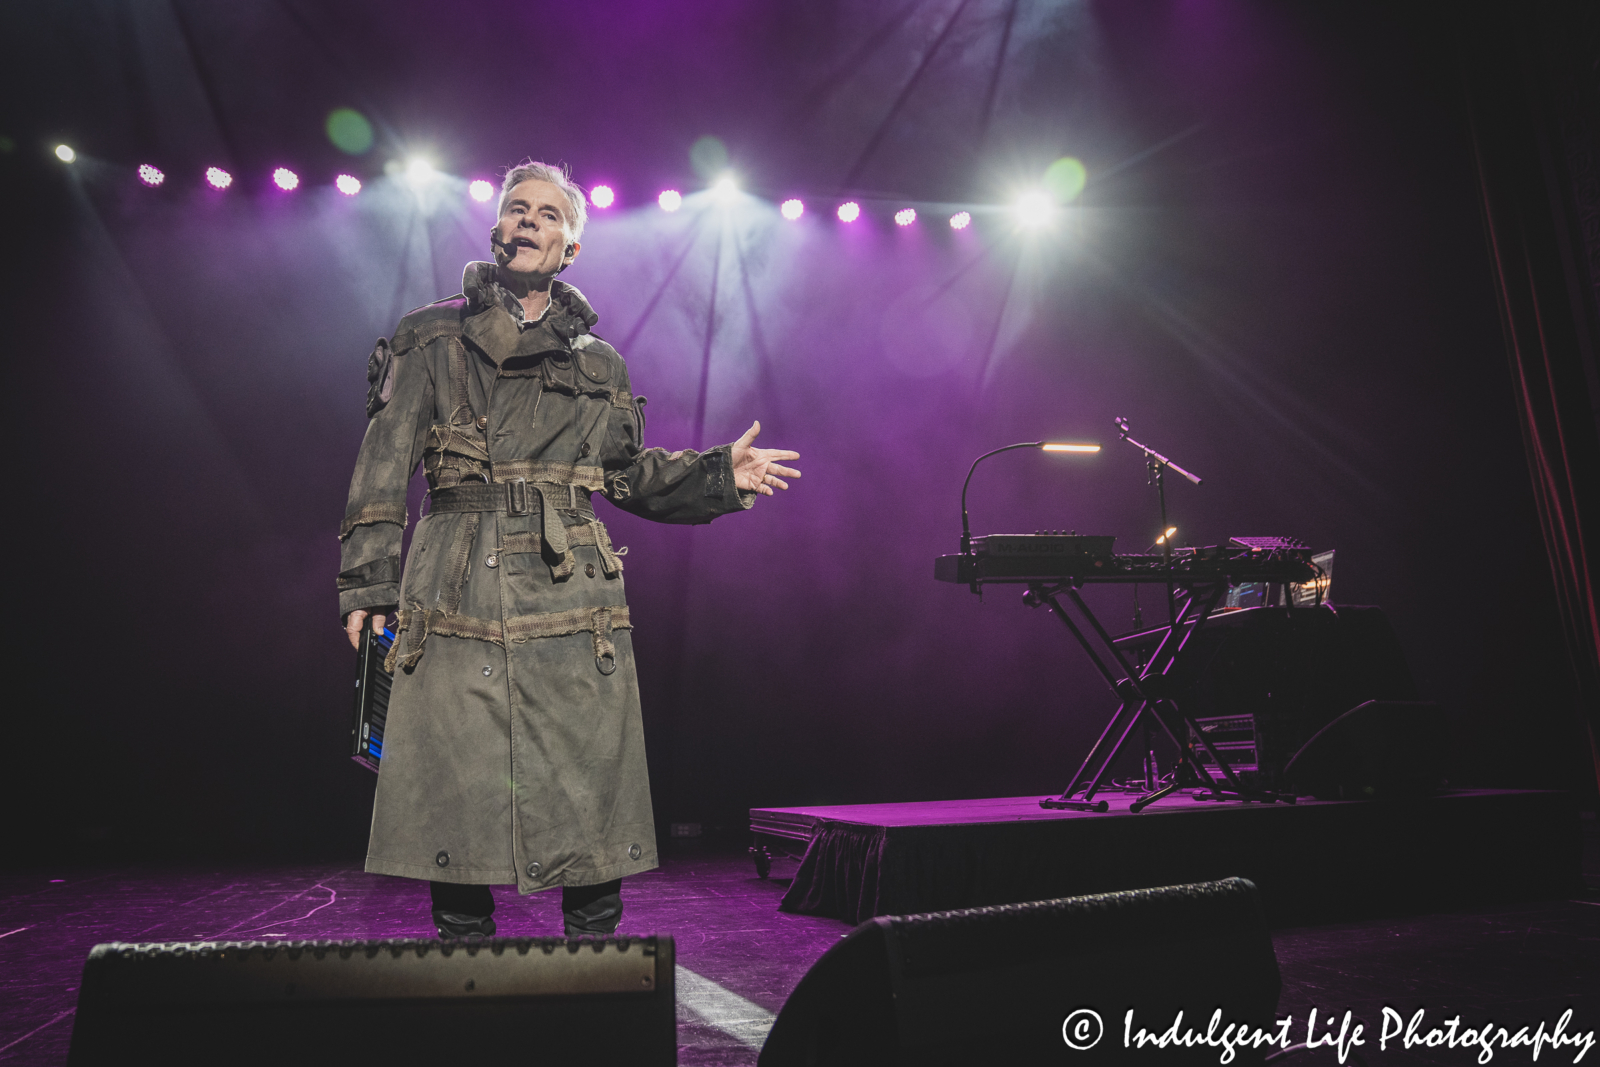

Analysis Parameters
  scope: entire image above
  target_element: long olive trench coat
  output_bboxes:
[337,262,752,894]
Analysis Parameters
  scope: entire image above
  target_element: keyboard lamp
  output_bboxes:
[960,441,1101,556]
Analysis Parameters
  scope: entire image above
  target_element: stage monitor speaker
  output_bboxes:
[758,877,1280,1067]
[1137,605,1420,788]
[1283,699,1447,800]
[67,935,674,1066]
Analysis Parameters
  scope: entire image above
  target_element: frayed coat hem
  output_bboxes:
[364,854,661,892]
[365,858,518,884]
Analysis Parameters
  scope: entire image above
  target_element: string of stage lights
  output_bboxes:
[53,142,1080,232]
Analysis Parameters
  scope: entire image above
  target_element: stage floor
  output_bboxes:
[754,789,1584,925]
[2,826,1596,1065]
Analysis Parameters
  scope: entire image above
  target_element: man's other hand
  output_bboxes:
[345,609,389,649]
[730,421,801,496]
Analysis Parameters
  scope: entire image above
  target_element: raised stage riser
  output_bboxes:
[767,791,1580,926]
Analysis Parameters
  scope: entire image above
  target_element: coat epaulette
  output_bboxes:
[570,331,617,358]
[391,296,468,354]
[365,299,467,420]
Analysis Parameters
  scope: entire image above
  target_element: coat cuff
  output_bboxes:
[340,583,400,622]
[707,445,757,515]
[338,554,401,591]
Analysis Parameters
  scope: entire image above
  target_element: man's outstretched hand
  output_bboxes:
[730,421,801,497]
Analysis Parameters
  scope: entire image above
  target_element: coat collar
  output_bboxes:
[461,261,599,341]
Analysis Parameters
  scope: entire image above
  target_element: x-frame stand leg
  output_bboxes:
[1028,579,1294,812]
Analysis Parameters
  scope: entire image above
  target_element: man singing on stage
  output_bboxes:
[335,161,800,939]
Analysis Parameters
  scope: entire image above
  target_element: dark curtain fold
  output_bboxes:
[780,823,888,924]
[1462,1,1600,793]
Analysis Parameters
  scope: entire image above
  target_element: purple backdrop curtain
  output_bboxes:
[1463,0,1600,793]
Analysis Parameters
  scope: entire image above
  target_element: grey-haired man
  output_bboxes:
[337,161,799,938]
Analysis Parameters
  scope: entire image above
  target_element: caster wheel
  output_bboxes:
[750,844,772,879]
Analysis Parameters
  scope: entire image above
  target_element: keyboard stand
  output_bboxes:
[1026,579,1296,813]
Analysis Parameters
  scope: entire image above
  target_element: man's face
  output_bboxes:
[492,179,579,279]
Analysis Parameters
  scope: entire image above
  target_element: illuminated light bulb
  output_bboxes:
[335,174,362,196]
[837,201,861,223]
[55,144,75,163]
[138,164,164,187]
[590,184,615,208]
[406,158,434,186]
[1015,190,1054,228]
[949,210,972,230]
[658,189,683,212]
[273,167,299,191]
[1155,527,1179,545]
[711,175,738,204]
[894,207,917,226]
[206,166,233,189]
[780,199,803,221]
[468,180,494,203]
[1041,443,1101,453]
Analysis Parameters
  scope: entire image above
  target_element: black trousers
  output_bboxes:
[430,880,624,937]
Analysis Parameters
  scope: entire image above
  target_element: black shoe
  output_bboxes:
[562,880,623,938]
[434,910,497,940]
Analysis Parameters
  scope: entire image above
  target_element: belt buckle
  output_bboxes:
[506,478,531,516]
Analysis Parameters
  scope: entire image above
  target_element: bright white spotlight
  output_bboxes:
[590,184,615,208]
[55,144,76,163]
[658,189,683,212]
[711,174,738,205]
[336,174,362,196]
[837,201,860,223]
[894,207,917,226]
[206,166,233,189]
[469,179,494,203]
[406,158,434,187]
[138,164,164,187]
[1015,190,1055,229]
[780,199,804,221]
[273,167,299,191]
[949,210,972,230]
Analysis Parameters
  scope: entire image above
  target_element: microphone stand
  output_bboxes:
[1114,418,1203,799]
[1115,418,1202,628]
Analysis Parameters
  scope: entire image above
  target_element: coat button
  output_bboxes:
[482,665,493,677]
[485,554,499,568]
[526,862,541,877]
[585,563,595,578]
[628,844,642,860]
[476,416,488,430]
[579,442,591,457]
[436,851,450,867]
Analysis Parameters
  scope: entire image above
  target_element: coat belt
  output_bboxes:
[430,479,602,580]
[428,480,595,520]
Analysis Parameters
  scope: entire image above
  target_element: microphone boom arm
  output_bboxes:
[1116,419,1202,486]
